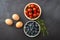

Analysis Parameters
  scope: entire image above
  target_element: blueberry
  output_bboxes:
[28,24,32,27]
[25,28,29,32]
[33,28,35,31]
[31,32,33,35]
[33,31,37,36]
[35,31,38,33]
[34,28,39,31]
[27,31,31,35]
[26,26,28,28]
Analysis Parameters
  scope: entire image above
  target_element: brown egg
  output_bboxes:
[5,19,13,25]
[16,21,23,28]
[12,14,20,21]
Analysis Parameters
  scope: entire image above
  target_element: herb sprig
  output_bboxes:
[36,18,48,36]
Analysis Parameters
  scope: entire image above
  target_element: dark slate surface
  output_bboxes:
[0,0,60,40]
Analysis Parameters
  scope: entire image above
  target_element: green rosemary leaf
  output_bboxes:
[36,18,48,36]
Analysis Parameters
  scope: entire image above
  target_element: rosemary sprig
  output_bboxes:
[36,18,48,36]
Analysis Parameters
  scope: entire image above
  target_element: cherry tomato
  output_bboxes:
[37,9,40,13]
[35,5,39,9]
[25,11,28,14]
[29,15,33,18]
[30,4,35,8]
[37,13,40,16]
[25,11,28,16]
[26,13,29,17]
[33,13,37,17]
[34,11,37,14]
[29,12,32,16]
[33,8,36,11]
[27,8,32,12]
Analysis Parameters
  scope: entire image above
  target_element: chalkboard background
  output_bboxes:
[0,0,60,40]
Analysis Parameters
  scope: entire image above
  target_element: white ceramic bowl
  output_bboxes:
[24,3,42,20]
[23,21,41,37]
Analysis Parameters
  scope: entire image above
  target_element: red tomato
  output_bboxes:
[26,13,29,17]
[34,11,37,14]
[33,8,36,11]
[29,15,33,18]
[25,11,29,16]
[29,12,32,16]
[37,13,40,16]
[27,8,32,12]
[30,4,35,8]
[35,5,39,9]
[37,9,40,13]
[33,13,37,17]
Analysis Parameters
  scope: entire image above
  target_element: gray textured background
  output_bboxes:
[0,0,60,40]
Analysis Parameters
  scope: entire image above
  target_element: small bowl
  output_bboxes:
[24,2,42,20]
[23,21,41,37]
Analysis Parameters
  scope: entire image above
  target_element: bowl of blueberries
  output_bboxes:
[24,21,40,37]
